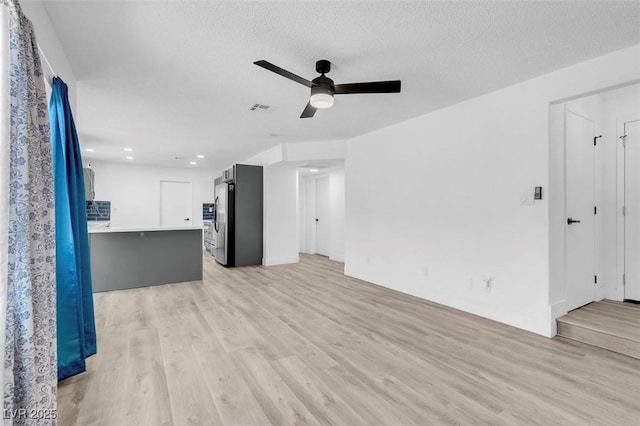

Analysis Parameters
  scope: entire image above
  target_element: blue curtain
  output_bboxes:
[49,76,97,381]
[2,0,57,421]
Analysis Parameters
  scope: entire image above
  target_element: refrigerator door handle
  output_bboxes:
[214,196,219,232]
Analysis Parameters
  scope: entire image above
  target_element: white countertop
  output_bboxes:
[88,226,203,234]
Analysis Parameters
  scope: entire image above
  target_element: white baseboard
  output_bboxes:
[264,255,300,266]
[548,299,568,337]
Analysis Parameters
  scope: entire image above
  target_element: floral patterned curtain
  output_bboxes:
[1,0,57,424]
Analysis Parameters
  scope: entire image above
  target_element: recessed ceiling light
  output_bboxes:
[124,148,133,152]
[190,161,197,165]
[85,148,94,152]
[309,168,318,172]
[125,156,134,160]
[196,154,204,159]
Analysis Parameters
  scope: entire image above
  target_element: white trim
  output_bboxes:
[550,79,640,106]
[263,255,299,266]
[548,299,568,337]
[315,176,330,256]
[616,119,626,301]
[548,102,566,337]
[619,117,640,300]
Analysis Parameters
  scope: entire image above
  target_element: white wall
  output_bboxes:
[263,162,299,265]
[329,169,346,262]
[297,172,306,253]
[22,0,77,111]
[242,144,284,167]
[242,140,348,167]
[345,45,640,337]
[285,140,348,162]
[89,160,217,229]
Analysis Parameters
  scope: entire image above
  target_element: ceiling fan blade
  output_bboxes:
[334,80,401,95]
[254,60,313,88]
[300,101,317,118]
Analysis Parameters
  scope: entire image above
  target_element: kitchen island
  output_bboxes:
[89,226,203,292]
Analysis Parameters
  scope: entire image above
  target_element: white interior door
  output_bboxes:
[624,120,640,301]
[316,177,330,256]
[565,110,596,311]
[160,180,192,227]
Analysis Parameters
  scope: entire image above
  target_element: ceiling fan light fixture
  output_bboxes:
[254,59,401,118]
[310,92,334,109]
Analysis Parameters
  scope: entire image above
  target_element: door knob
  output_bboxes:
[567,218,581,225]
[184,218,190,221]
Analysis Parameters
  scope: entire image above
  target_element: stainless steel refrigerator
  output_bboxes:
[214,164,263,266]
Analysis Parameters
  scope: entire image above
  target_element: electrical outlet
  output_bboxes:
[482,276,492,291]
[421,266,429,277]
[466,278,473,290]
[365,256,371,265]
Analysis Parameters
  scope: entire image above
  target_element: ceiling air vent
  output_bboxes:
[249,103,276,113]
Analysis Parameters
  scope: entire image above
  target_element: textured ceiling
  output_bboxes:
[38,0,640,170]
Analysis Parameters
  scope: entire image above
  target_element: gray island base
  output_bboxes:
[89,227,203,292]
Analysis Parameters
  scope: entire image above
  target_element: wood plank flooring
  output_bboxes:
[557,300,640,359]
[58,253,640,425]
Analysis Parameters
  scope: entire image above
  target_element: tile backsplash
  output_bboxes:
[202,203,214,220]
[86,201,111,221]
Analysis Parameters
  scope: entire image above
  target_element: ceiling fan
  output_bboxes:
[253,59,401,118]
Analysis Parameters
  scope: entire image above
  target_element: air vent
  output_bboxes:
[249,103,276,113]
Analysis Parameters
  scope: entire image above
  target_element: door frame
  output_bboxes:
[315,176,330,256]
[159,180,193,226]
[617,118,640,300]
[298,164,345,260]
[548,81,640,336]
[564,107,597,310]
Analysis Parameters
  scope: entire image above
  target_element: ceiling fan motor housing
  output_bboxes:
[311,74,335,97]
[315,59,331,74]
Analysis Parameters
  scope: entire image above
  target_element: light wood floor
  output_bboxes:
[558,299,640,359]
[58,253,640,425]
